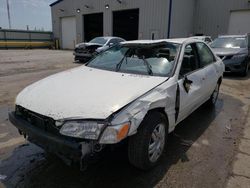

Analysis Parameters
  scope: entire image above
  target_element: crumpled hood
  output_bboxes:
[212,48,247,56]
[16,66,166,120]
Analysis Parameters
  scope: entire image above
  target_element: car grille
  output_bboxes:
[15,105,60,135]
[75,48,91,54]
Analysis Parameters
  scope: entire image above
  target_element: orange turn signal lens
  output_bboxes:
[117,123,130,141]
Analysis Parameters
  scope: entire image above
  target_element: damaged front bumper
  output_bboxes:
[8,112,100,169]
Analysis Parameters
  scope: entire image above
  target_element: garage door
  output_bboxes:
[84,13,103,42]
[61,17,76,49]
[228,10,250,35]
[113,9,139,40]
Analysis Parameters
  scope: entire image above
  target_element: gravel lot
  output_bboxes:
[0,50,249,188]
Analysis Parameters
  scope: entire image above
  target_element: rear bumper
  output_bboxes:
[8,112,86,163]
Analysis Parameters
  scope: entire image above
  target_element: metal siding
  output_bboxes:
[194,0,250,38]
[51,0,172,44]
[228,10,250,34]
[170,0,195,38]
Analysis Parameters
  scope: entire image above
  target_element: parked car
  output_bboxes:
[210,35,250,76]
[190,36,213,44]
[9,38,224,170]
[74,36,125,63]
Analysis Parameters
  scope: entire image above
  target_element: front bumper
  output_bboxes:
[8,112,93,164]
[223,58,248,73]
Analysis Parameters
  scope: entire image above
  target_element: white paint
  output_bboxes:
[16,66,166,120]
[15,39,224,141]
[228,10,250,35]
[61,17,76,49]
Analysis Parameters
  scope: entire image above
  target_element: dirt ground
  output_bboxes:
[0,50,249,188]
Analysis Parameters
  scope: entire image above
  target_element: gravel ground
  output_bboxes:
[0,50,249,188]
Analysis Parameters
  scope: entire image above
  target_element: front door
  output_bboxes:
[176,43,207,123]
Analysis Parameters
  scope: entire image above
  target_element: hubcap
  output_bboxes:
[212,84,219,104]
[148,123,165,163]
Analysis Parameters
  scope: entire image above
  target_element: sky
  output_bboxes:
[0,0,55,31]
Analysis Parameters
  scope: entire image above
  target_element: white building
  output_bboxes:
[50,0,250,49]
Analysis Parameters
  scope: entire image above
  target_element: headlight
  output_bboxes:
[232,54,247,59]
[99,122,130,144]
[59,121,104,140]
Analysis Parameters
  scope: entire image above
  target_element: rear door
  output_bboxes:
[177,43,207,123]
[196,42,219,100]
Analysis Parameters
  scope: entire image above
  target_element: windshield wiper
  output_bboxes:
[142,56,153,75]
[116,50,129,72]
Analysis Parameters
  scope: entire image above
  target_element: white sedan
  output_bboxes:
[9,38,224,170]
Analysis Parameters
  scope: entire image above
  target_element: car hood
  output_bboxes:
[16,66,166,120]
[212,48,247,56]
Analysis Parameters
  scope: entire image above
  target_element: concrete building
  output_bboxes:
[50,0,250,49]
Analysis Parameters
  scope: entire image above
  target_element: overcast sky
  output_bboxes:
[0,0,54,31]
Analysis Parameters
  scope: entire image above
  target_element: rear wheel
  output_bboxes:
[128,111,168,170]
[207,82,220,106]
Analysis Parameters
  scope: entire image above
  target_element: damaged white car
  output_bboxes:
[9,38,224,170]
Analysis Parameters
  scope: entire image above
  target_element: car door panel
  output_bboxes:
[177,69,206,124]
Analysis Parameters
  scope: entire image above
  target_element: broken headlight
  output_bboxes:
[59,121,104,140]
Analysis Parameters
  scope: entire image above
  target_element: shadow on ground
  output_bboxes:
[0,98,225,188]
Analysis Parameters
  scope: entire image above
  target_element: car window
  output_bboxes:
[89,37,108,45]
[117,38,125,43]
[179,44,199,76]
[108,39,119,45]
[210,37,247,48]
[87,43,181,77]
[196,42,215,67]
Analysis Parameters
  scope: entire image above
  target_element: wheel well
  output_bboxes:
[148,108,169,126]
[218,77,222,85]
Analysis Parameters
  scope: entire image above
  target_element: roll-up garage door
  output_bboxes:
[228,10,250,35]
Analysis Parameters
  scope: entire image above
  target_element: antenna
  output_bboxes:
[6,0,11,29]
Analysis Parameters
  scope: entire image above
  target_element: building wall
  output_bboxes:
[170,0,195,38]
[194,0,250,38]
[51,0,175,46]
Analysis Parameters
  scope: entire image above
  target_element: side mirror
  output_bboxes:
[183,76,193,93]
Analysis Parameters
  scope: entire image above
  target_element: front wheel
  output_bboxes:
[128,111,168,170]
[240,62,249,77]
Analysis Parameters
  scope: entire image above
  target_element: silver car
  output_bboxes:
[210,35,250,76]
[74,36,125,63]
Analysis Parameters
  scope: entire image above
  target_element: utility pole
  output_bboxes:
[6,0,11,29]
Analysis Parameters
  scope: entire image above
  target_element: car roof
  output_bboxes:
[190,36,211,39]
[98,36,124,40]
[122,38,199,45]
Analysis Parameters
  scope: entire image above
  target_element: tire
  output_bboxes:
[207,82,220,106]
[240,62,249,77]
[128,111,168,170]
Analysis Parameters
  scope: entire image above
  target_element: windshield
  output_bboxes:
[89,37,108,45]
[211,37,247,49]
[87,42,180,77]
